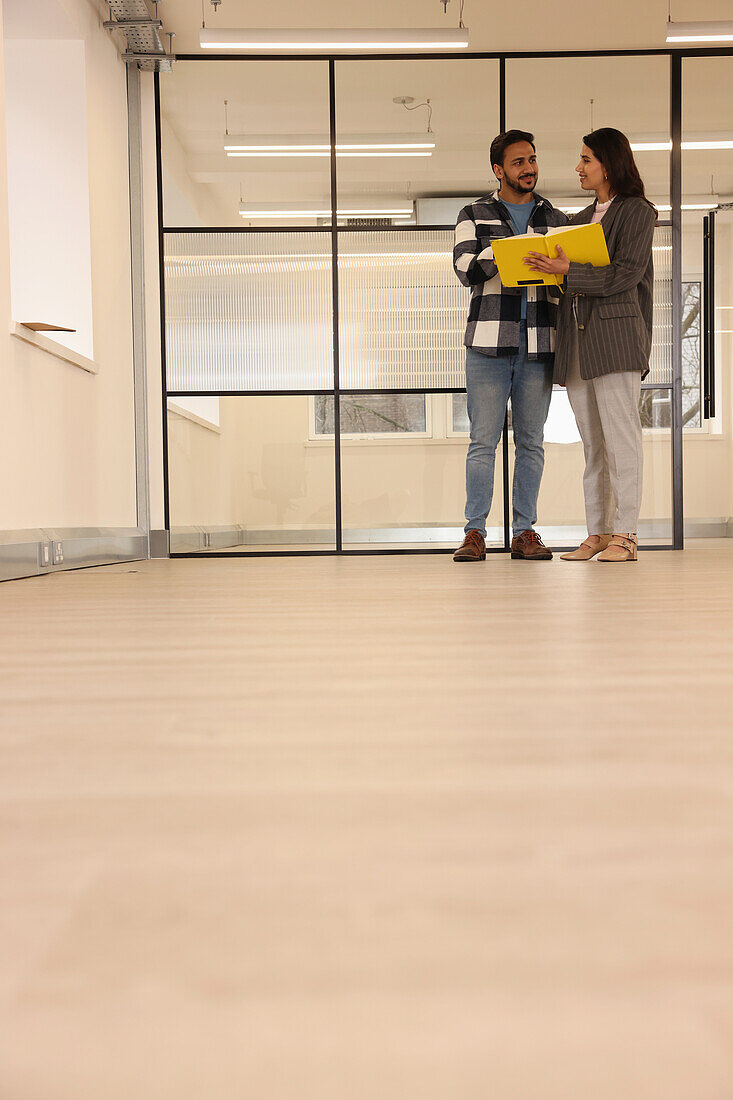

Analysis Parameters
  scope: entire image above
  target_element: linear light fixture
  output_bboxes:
[666,20,733,42]
[201,28,470,51]
[647,200,717,212]
[224,133,436,154]
[552,194,724,213]
[227,150,433,158]
[239,203,415,218]
[224,132,436,158]
[630,134,733,152]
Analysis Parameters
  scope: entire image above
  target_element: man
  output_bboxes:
[452,129,568,562]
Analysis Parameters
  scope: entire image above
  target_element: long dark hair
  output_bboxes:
[583,127,657,217]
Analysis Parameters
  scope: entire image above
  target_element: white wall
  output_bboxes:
[0,0,137,530]
[161,116,224,227]
[4,37,94,357]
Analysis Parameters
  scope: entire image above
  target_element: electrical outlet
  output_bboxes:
[40,543,51,567]
[53,541,64,565]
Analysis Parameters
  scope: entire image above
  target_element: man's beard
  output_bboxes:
[509,173,537,192]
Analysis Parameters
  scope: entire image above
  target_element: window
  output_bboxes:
[681,281,701,429]
[314,394,428,437]
[639,281,701,429]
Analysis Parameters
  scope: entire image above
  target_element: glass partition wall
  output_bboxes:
[681,56,733,539]
[158,48,732,555]
[507,55,675,546]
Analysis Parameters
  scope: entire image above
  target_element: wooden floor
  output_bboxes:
[1,548,733,1099]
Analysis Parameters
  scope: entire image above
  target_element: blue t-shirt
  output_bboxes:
[499,196,536,321]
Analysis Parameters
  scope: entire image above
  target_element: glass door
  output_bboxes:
[506,54,676,547]
[334,58,503,550]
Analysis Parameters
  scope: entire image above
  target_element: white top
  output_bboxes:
[592,199,613,223]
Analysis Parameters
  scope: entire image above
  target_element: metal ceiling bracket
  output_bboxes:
[105,0,174,71]
[104,19,163,30]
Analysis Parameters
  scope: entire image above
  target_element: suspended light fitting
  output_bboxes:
[629,133,733,152]
[227,150,433,158]
[224,135,436,154]
[200,27,469,51]
[551,194,725,214]
[666,20,733,42]
[239,202,415,218]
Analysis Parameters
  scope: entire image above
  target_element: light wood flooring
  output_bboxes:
[1,547,733,1099]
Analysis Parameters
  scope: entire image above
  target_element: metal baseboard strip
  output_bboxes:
[0,528,149,583]
[167,518,733,556]
[683,518,733,538]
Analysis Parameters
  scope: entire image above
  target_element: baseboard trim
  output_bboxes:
[0,528,149,583]
[168,518,733,554]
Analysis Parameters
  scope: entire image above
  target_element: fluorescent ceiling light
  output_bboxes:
[239,205,415,218]
[553,194,724,213]
[630,141,673,152]
[630,137,733,152]
[666,20,733,42]
[224,133,436,153]
[655,199,720,211]
[226,150,432,158]
[683,140,733,150]
[225,144,435,151]
[201,28,469,51]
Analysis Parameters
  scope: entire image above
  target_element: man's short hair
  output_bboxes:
[490,130,536,173]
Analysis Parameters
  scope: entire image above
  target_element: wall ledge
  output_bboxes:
[10,322,99,374]
[167,401,222,433]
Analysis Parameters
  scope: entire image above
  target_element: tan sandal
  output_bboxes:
[597,533,638,562]
[560,534,612,561]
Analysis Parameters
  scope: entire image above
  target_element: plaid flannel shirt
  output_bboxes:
[453,191,569,359]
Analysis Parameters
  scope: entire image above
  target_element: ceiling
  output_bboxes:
[155,0,733,225]
[155,0,733,55]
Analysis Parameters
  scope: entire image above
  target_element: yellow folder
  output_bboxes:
[491,222,611,288]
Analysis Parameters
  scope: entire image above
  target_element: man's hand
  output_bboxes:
[524,244,570,276]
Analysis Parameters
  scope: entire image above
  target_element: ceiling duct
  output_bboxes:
[104,0,175,72]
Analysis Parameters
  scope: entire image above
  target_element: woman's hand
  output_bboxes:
[524,244,570,276]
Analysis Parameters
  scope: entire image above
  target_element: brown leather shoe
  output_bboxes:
[453,529,486,562]
[510,529,553,560]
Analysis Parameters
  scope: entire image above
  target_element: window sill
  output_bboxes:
[11,323,98,374]
[306,435,466,448]
[167,402,222,433]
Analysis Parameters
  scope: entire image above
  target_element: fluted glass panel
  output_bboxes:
[165,232,333,391]
[338,231,465,390]
[648,223,673,386]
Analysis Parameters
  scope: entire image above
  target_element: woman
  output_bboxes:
[525,128,656,562]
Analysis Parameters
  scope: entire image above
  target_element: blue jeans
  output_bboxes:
[464,323,553,538]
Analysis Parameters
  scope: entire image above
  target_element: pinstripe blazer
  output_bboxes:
[553,196,656,383]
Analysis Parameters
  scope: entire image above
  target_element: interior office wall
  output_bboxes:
[4,37,94,358]
[0,0,137,530]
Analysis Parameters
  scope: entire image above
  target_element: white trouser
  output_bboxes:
[565,329,643,535]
